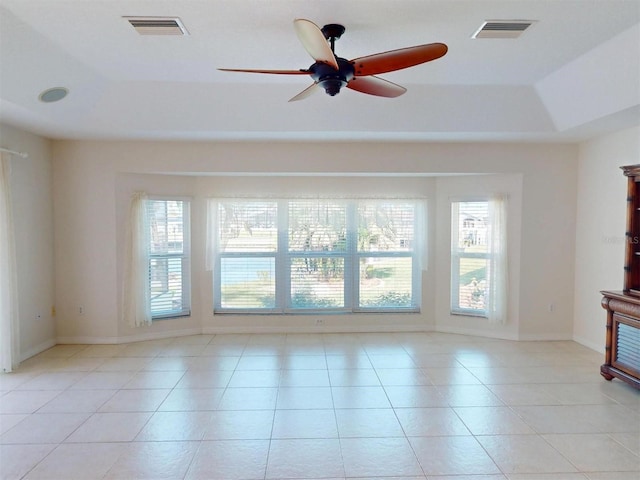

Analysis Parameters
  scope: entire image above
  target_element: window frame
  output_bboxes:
[147,196,191,320]
[212,198,423,314]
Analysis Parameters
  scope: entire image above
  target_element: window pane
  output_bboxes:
[359,257,413,308]
[290,257,344,308]
[456,256,488,311]
[454,202,488,253]
[358,201,415,252]
[148,200,184,255]
[288,200,346,252]
[218,201,277,252]
[220,257,275,308]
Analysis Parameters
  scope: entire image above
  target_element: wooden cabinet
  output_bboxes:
[601,164,640,389]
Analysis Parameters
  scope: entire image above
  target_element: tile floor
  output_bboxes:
[0,332,638,480]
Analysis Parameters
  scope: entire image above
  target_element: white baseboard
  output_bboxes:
[56,336,119,345]
[430,325,578,342]
[56,327,203,345]
[47,326,591,348]
[572,335,605,353]
[434,324,519,341]
[20,338,57,362]
[517,332,574,341]
[202,324,433,335]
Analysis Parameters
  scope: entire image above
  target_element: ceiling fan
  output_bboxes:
[219,19,448,102]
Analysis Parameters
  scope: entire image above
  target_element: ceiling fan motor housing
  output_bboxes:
[309,57,355,96]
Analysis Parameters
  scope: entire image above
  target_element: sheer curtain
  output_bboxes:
[487,195,508,324]
[123,192,152,327]
[0,153,20,372]
[205,198,218,272]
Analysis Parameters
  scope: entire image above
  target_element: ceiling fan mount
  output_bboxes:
[219,19,448,102]
[321,23,345,40]
[320,23,346,49]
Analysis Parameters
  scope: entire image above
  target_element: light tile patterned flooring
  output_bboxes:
[0,332,638,480]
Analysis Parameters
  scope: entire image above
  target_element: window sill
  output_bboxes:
[450,310,487,319]
[152,312,191,321]
[213,309,421,316]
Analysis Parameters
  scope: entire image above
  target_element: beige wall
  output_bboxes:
[574,126,640,351]
[6,122,640,356]
[0,123,56,360]
[51,139,579,343]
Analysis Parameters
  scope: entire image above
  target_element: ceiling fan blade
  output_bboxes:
[346,76,406,98]
[218,68,310,75]
[350,43,448,76]
[293,19,339,70]
[288,83,320,102]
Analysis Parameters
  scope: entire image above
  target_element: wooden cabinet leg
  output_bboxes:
[600,367,614,381]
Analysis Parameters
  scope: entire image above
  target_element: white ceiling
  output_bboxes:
[1,0,639,143]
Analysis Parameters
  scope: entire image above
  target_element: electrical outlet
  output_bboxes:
[79,306,84,315]
[315,318,324,326]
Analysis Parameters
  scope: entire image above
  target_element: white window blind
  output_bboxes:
[212,198,424,314]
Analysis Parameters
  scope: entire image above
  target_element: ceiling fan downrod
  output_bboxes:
[314,23,352,96]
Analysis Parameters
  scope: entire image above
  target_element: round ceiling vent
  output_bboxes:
[39,87,68,103]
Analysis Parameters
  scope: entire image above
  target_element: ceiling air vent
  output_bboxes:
[472,20,535,39]
[125,17,189,36]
